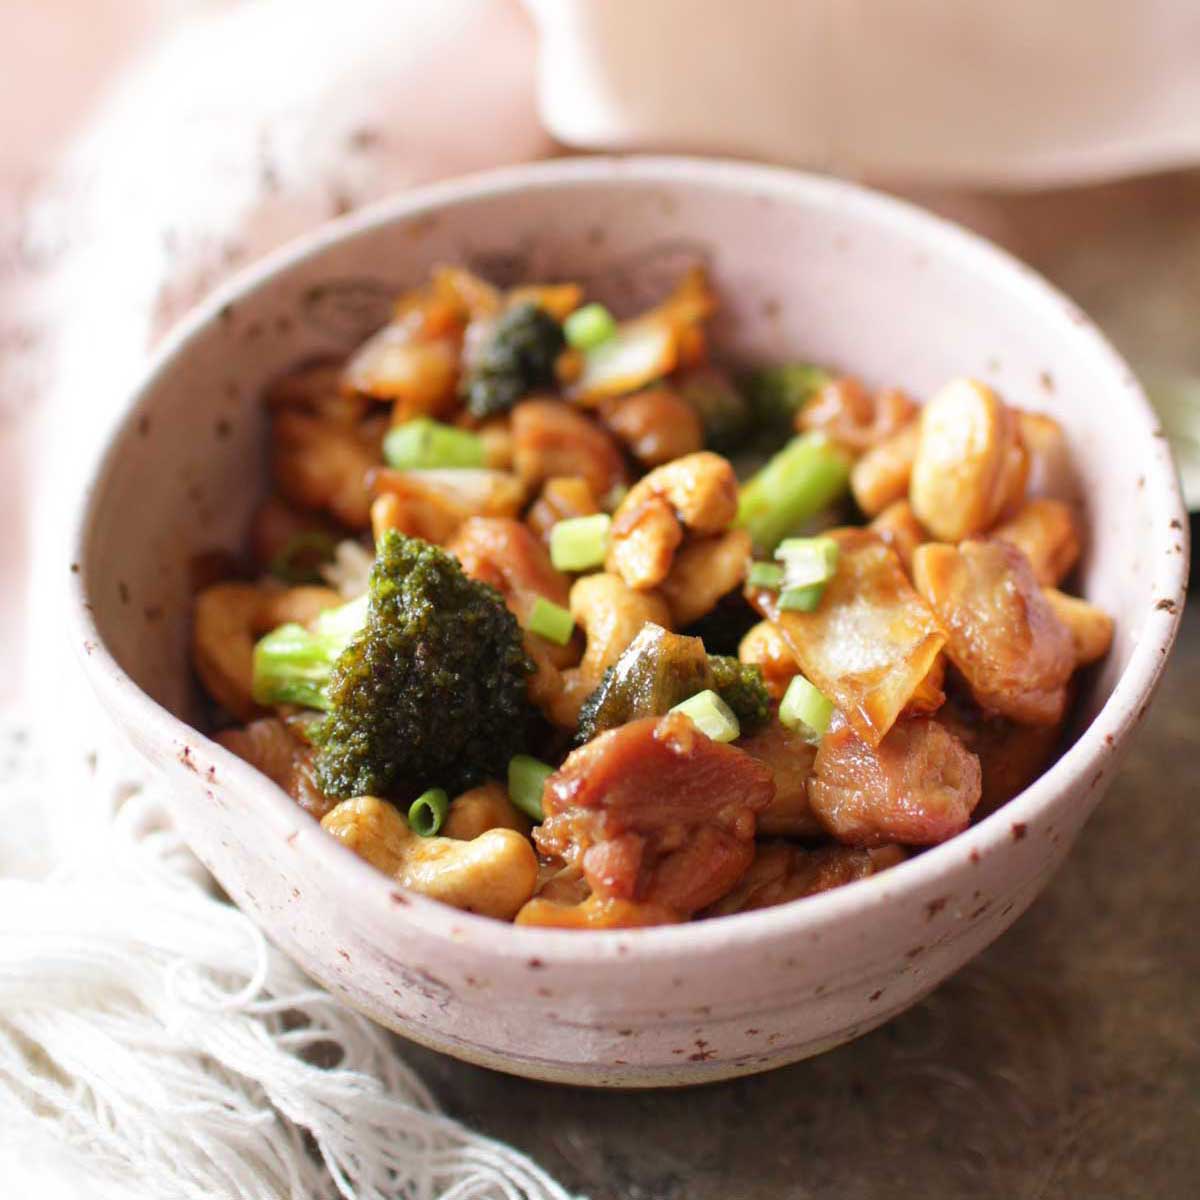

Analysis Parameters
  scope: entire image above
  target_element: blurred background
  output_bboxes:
[1,3,1196,1196]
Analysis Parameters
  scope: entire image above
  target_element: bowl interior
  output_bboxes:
[79,163,1181,752]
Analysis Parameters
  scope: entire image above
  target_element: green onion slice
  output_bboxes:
[508,755,555,822]
[775,535,840,588]
[747,562,785,590]
[668,689,741,743]
[563,302,617,351]
[778,583,826,613]
[779,675,834,744]
[407,788,450,838]
[383,418,486,470]
[549,513,612,572]
[526,596,575,646]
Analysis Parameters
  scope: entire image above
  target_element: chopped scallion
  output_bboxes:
[549,513,611,572]
[747,562,785,590]
[407,788,450,838]
[508,755,555,822]
[526,596,575,646]
[778,583,826,612]
[383,418,485,470]
[779,675,834,743]
[735,432,851,553]
[563,302,617,351]
[668,689,741,743]
[775,535,840,587]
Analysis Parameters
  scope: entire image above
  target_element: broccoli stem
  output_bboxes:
[251,594,367,711]
[735,432,851,554]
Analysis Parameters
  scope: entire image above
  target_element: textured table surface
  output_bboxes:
[403,178,1200,1200]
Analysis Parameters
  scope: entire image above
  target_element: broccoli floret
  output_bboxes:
[574,625,771,743]
[746,363,831,441]
[309,531,533,798]
[462,302,565,418]
[707,655,771,734]
[677,367,753,451]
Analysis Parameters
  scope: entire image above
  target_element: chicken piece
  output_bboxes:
[868,499,927,573]
[913,540,1076,726]
[909,378,1028,542]
[599,385,704,467]
[342,316,461,420]
[272,410,380,530]
[903,654,947,717]
[851,421,920,516]
[992,499,1081,586]
[937,692,1063,816]
[809,716,982,846]
[800,378,918,453]
[535,713,774,917]
[705,843,905,916]
[511,398,627,500]
[217,717,334,819]
[526,476,600,545]
[737,720,822,837]
[738,620,799,701]
[264,359,366,425]
[746,529,946,747]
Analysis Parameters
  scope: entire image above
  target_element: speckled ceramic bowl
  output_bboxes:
[70,158,1188,1086]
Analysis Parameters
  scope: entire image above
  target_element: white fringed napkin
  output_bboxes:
[0,716,575,1200]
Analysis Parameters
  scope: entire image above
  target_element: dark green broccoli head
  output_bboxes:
[745,363,831,442]
[462,301,565,418]
[312,530,533,799]
[707,655,771,735]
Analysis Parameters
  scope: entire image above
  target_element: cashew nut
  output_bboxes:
[606,451,738,589]
[738,620,799,701]
[909,378,1028,542]
[321,795,537,920]
[442,781,532,841]
[550,573,672,727]
[868,499,928,572]
[659,527,752,627]
[800,378,918,453]
[1041,587,1114,666]
[850,420,920,516]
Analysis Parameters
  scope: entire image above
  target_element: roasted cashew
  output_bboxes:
[550,573,672,727]
[850,421,920,516]
[606,451,738,589]
[526,476,600,545]
[321,795,537,920]
[909,378,1028,542]
[738,620,799,701]
[442,781,532,841]
[659,527,752,627]
[1041,588,1114,666]
[868,499,928,572]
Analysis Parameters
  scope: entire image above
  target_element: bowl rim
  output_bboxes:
[69,154,1190,965]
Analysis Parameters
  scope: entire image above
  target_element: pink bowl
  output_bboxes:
[70,158,1188,1085]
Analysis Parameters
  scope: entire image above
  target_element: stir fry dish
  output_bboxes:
[193,265,1114,928]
